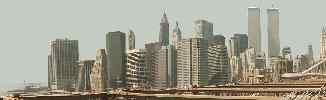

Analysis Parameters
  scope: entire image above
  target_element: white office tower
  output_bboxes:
[126,49,147,89]
[156,46,169,89]
[267,8,280,58]
[208,35,230,85]
[48,39,79,91]
[248,7,262,52]
[176,38,209,88]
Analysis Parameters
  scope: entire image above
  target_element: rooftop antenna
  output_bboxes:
[162,8,167,15]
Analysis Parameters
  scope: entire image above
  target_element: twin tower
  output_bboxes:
[248,6,280,57]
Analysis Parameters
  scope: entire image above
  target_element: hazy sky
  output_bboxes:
[1,0,326,91]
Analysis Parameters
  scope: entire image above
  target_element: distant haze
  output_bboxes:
[1,0,326,91]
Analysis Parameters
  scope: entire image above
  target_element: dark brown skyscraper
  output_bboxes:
[159,12,169,46]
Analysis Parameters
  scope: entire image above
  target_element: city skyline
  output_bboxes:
[2,0,326,93]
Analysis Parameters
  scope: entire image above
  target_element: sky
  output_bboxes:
[1,0,326,92]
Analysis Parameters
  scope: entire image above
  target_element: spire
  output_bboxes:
[172,21,182,46]
[128,29,135,50]
[173,21,181,34]
[322,25,326,33]
[161,10,168,23]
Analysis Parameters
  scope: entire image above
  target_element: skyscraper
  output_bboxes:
[267,8,280,57]
[228,34,248,83]
[156,46,169,89]
[192,19,213,40]
[248,7,262,52]
[208,35,230,85]
[128,30,136,50]
[159,12,169,46]
[145,42,160,88]
[90,49,108,92]
[106,31,126,88]
[48,38,79,91]
[76,59,95,92]
[169,22,181,88]
[229,34,248,57]
[126,49,147,88]
[171,22,182,47]
[176,38,208,88]
[167,45,177,88]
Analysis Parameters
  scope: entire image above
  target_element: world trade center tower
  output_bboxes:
[248,7,261,52]
[267,8,280,57]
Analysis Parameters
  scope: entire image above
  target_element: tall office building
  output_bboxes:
[106,31,126,88]
[145,42,160,88]
[159,12,169,46]
[229,34,248,57]
[76,59,95,92]
[321,27,326,59]
[208,35,230,85]
[128,30,136,50]
[176,38,208,88]
[90,49,108,92]
[155,46,169,89]
[169,21,181,88]
[192,19,213,40]
[126,49,147,88]
[48,38,79,91]
[172,22,182,47]
[168,45,177,88]
[248,7,262,52]
[267,8,280,57]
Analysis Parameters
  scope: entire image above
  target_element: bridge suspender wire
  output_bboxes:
[301,58,326,74]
